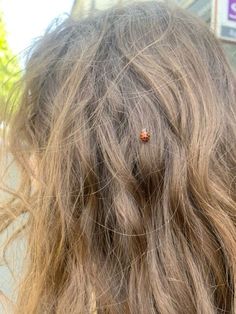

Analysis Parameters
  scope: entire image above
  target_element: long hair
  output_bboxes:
[1,1,236,313]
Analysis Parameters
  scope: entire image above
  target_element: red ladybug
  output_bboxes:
[140,128,150,142]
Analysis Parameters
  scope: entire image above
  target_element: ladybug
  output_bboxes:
[140,128,150,142]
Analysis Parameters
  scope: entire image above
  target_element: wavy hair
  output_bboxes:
[1,1,236,313]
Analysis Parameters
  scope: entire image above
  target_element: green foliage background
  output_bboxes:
[0,11,21,117]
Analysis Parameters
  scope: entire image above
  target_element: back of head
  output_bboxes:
[2,1,236,313]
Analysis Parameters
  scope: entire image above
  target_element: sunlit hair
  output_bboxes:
[1,1,236,313]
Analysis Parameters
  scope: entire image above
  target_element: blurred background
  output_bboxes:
[0,0,236,311]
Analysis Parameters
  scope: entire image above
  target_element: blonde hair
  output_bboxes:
[1,1,236,313]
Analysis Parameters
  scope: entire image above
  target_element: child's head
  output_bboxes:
[2,1,236,313]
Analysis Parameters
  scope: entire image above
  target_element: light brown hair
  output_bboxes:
[1,1,236,313]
